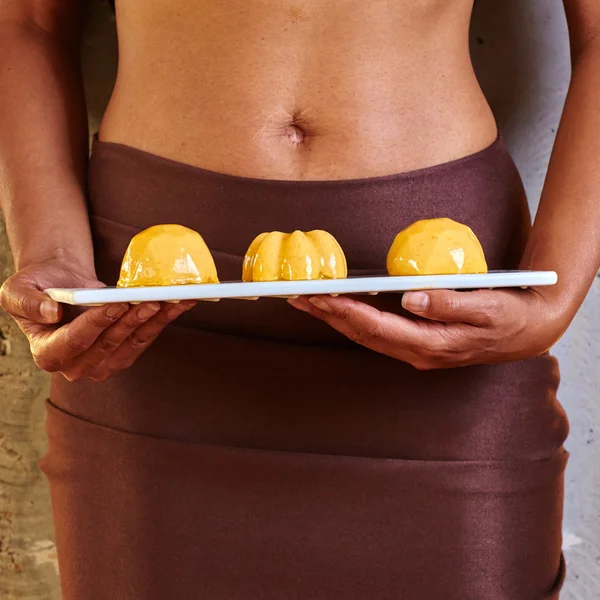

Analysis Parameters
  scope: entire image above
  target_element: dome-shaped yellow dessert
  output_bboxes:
[387,218,487,276]
[117,224,219,287]
[242,230,348,282]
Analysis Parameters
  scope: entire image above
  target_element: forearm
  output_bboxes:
[520,37,600,323]
[0,18,93,272]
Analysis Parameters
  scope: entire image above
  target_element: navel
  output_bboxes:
[283,123,306,145]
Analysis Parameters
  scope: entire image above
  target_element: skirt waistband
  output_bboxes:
[88,135,529,272]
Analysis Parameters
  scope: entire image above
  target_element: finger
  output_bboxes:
[290,296,483,369]
[33,303,129,371]
[289,295,424,352]
[401,289,505,326]
[61,302,161,381]
[89,301,196,381]
[0,277,61,324]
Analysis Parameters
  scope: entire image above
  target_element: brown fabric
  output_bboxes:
[42,137,569,600]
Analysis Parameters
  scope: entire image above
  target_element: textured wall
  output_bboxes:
[0,1,598,598]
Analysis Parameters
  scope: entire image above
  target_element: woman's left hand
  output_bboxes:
[288,288,568,369]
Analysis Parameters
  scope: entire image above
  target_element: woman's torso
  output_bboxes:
[83,0,568,460]
[100,0,497,179]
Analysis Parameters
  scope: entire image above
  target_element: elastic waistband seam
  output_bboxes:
[90,133,506,188]
[45,399,568,467]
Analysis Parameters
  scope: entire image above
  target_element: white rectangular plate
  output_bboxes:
[45,271,557,306]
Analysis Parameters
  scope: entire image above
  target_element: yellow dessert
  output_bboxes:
[117,224,219,287]
[386,218,488,276]
[242,230,348,282]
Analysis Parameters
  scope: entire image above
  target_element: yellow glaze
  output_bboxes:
[242,230,348,282]
[117,224,219,287]
[386,218,488,276]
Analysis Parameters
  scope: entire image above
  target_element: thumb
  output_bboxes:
[401,289,495,324]
[0,276,62,324]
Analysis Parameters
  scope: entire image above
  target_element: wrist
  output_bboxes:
[16,244,95,275]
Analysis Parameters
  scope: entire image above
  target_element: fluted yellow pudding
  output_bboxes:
[387,218,488,276]
[117,224,219,287]
[242,230,348,282]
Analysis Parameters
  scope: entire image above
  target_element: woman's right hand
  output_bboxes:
[0,255,196,382]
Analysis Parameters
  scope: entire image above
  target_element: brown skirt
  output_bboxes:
[42,136,569,600]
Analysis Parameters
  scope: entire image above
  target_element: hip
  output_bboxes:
[41,396,567,600]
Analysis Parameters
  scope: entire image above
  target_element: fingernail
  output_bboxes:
[40,300,58,322]
[402,292,429,313]
[309,297,333,313]
[137,303,160,320]
[107,303,127,319]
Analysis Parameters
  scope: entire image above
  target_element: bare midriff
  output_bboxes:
[99,0,497,180]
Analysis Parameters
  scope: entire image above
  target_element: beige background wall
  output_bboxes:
[1,1,598,598]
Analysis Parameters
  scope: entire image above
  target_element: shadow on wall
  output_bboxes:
[470,0,570,212]
[471,0,552,135]
[82,2,118,132]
